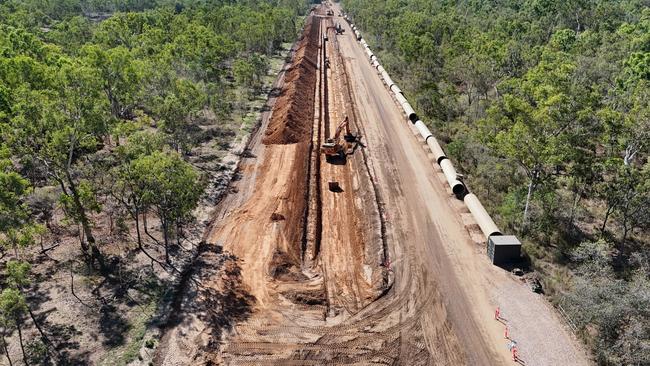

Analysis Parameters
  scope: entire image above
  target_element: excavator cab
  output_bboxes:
[321,116,356,162]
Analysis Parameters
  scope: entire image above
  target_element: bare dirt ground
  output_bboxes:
[153,3,593,366]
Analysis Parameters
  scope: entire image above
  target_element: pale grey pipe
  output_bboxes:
[381,71,395,88]
[413,120,447,162]
[464,193,501,238]
[426,136,447,163]
[440,158,466,196]
[390,84,402,95]
[401,101,418,122]
[413,120,432,139]
[395,92,408,106]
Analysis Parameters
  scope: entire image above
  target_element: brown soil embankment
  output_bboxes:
[263,15,320,145]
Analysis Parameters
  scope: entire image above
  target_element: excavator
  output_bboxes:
[321,116,356,162]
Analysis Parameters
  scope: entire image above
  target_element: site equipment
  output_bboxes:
[321,116,356,161]
[487,235,522,266]
[328,181,342,192]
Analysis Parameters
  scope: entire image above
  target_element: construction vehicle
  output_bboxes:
[335,23,344,34]
[321,116,356,161]
[326,9,334,16]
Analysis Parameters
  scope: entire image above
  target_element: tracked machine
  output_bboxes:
[321,116,356,162]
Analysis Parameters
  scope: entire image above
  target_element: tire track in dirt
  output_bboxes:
[192,4,473,365]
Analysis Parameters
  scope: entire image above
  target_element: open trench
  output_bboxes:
[153,2,586,364]
[189,5,473,365]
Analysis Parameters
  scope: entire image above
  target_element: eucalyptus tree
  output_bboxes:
[6,59,109,267]
[129,151,204,263]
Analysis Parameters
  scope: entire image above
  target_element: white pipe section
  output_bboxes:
[380,70,394,88]
[371,60,380,68]
[440,158,466,196]
[425,135,447,163]
[413,120,432,139]
[412,120,447,162]
[395,92,407,106]
[401,101,417,122]
[390,84,402,95]
[365,48,374,60]
[464,193,502,238]
[377,65,386,74]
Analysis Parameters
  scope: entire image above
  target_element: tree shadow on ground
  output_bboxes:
[199,251,254,350]
[36,315,91,365]
[99,303,131,347]
[155,244,254,356]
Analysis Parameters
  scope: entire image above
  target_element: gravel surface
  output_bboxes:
[492,278,593,366]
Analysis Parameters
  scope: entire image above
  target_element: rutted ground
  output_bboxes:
[154,3,590,366]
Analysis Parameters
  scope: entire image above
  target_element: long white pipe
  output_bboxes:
[425,136,447,163]
[464,193,501,238]
[380,70,394,88]
[413,120,431,139]
[395,92,407,106]
[401,101,417,122]
[440,158,466,196]
[412,120,447,163]
[390,84,402,95]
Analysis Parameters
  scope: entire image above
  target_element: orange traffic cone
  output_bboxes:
[495,307,500,320]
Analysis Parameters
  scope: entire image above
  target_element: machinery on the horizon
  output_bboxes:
[321,116,356,161]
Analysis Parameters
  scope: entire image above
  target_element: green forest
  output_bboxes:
[1,0,649,364]
[0,0,307,364]
[342,0,649,364]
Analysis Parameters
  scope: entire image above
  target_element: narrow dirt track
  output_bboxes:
[154,3,591,366]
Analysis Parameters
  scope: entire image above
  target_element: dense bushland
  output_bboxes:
[342,0,649,364]
[0,0,307,363]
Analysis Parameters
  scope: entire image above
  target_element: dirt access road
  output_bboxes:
[154,3,591,366]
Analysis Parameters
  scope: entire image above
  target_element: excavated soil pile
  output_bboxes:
[262,15,320,145]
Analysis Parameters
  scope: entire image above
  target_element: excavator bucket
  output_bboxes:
[328,181,342,192]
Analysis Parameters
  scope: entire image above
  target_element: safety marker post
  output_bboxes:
[495,307,500,320]
[504,326,509,339]
[512,346,518,361]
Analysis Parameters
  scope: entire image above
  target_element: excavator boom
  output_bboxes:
[321,116,355,160]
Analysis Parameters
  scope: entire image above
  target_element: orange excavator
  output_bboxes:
[321,116,356,161]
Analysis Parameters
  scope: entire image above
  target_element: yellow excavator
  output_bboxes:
[321,116,356,161]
